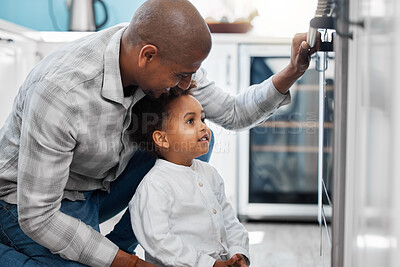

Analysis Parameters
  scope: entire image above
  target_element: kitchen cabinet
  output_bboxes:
[201,40,239,210]
[0,20,38,126]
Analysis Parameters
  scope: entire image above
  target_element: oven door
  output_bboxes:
[237,43,334,221]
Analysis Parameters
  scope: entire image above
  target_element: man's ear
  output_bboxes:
[138,44,158,67]
[153,130,169,149]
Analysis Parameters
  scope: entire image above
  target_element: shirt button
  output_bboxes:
[212,209,217,214]
[199,182,203,187]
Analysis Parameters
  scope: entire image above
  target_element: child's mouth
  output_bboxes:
[198,134,209,143]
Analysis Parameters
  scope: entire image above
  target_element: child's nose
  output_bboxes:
[200,121,208,131]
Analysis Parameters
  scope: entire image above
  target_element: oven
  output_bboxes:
[237,43,334,221]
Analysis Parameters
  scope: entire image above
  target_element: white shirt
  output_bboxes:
[129,159,250,267]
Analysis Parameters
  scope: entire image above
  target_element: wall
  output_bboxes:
[1,0,317,37]
[191,0,317,37]
[0,0,146,31]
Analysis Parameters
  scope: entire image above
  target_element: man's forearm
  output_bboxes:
[272,64,305,95]
[111,249,135,267]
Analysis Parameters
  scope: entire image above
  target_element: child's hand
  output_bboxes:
[230,254,248,267]
[213,254,248,267]
[213,257,236,267]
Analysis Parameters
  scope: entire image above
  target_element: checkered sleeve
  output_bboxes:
[17,80,118,266]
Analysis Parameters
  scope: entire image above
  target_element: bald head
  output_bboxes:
[125,0,212,63]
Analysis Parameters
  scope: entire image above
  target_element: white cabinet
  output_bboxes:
[0,27,38,126]
[201,41,239,211]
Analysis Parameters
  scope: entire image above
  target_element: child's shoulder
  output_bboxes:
[143,160,171,180]
[136,162,175,194]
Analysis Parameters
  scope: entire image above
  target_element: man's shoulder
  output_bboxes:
[31,25,127,93]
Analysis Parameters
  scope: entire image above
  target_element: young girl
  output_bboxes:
[129,87,249,267]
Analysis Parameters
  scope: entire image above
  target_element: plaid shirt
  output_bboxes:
[0,24,290,266]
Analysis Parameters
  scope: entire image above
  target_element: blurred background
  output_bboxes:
[0,0,317,36]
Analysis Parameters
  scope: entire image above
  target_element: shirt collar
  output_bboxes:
[102,25,129,108]
[155,158,197,172]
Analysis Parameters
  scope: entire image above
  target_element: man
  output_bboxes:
[0,0,320,266]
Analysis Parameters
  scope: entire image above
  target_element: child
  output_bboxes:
[129,87,250,267]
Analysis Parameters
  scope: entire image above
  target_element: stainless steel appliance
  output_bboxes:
[68,0,108,31]
[237,43,334,221]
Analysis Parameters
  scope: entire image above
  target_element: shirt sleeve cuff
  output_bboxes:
[54,220,119,267]
[257,77,292,113]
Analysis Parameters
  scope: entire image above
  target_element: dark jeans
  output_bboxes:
[0,132,214,266]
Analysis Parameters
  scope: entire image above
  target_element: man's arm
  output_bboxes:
[17,81,118,266]
[272,32,322,94]
[193,33,321,131]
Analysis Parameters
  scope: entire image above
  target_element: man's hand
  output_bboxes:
[111,249,157,267]
[289,32,322,76]
[272,32,322,94]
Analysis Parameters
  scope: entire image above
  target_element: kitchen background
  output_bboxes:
[1,0,399,267]
[0,0,316,35]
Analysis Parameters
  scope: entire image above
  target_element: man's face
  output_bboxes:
[139,51,208,98]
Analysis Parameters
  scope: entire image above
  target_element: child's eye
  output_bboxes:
[186,119,194,124]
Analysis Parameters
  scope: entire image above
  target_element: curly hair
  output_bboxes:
[130,83,195,157]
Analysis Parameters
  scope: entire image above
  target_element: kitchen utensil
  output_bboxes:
[68,0,108,31]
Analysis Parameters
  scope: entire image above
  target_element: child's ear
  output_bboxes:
[153,130,169,149]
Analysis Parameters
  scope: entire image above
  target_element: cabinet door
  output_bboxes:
[202,43,238,95]
[0,44,19,126]
[201,43,239,210]
[0,36,37,126]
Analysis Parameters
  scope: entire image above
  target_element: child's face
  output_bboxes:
[162,95,211,162]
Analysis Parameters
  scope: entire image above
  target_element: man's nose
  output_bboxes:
[177,75,192,90]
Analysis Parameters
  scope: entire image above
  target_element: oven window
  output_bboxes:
[249,56,334,204]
